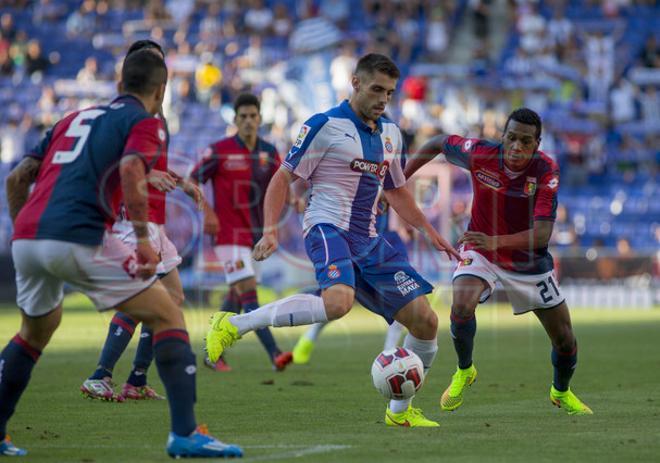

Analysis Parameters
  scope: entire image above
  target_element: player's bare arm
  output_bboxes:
[120,154,159,279]
[460,220,554,252]
[384,185,460,261]
[6,157,42,222]
[188,175,218,234]
[147,169,177,192]
[253,167,297,261]
[404,134,450,179]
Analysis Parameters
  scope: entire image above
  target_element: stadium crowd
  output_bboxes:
[0,0,657,262]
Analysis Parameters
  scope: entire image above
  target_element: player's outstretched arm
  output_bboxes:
[460,221,554,251]
[253,167,297,261]
[120,154,159,279]
[404,134,449,179]
[6,157,42,222]
[384,186,460,261]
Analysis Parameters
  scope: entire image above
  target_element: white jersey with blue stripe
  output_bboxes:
[282,100,406,238]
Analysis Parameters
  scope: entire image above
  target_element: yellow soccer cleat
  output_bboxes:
[205,312,241,363]
[292,337,315,365]
[440,364,477,411]
[385,405,439,428]
[550,386,593,415]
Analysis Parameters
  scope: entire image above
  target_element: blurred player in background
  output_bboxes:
[190,93,292,372]
[291,193,407,364]
[205,53,460,427]
[405,107,592,416]
[80,40,202,403]
[0,50,242,458]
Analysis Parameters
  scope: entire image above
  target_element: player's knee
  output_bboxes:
[409,309,438,339]
[451,301,476,319]
[169,289,185,307]
[324,299,352,320]
[554,332,576,353]
[20,314,61,351]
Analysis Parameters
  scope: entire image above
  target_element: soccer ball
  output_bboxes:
[371,347,425,400]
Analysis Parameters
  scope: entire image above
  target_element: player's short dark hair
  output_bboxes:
[126,39,165,59]
[504,107,542,140]
[121,49,167,96]
[234,93,260,112]
[355,53,400,79]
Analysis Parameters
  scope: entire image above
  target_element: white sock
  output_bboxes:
[230,294,328,336]
[305,322,328,342]
[383,320,405,350]
[388,334,438,413]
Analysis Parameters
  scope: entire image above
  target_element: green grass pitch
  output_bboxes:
[0,293,659,462]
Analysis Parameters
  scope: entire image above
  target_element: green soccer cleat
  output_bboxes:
[292,337,315,365]
[550,386,593,415]
[440,364,477,411]
[385,405,439,428]
[205,312,241,363]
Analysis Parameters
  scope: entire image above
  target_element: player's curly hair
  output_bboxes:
[505,108,542,140]
[355,53,400,79]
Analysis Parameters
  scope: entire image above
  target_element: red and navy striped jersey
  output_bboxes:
[13,95,166,245]
[443,135,560,274]
[191,135,280,247]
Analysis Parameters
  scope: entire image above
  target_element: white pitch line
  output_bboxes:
[241,444,352,462]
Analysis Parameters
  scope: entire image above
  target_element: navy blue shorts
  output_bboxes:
[304,224,433,324]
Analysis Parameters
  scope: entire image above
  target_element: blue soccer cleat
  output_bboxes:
[166,428,243,459]
[0,435,27,457]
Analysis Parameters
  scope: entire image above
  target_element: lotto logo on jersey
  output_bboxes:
[294,124,311,148]
[475,169,503,190]
[394,271,420,296]
[548,176,559,189]
[327,264,341,279]
[350,159,390,178]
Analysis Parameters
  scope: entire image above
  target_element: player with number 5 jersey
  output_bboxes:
[405,107,592,417]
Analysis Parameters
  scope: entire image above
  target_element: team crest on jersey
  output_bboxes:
[394,271,420,296]
[258,151,270,168]
[327,264,341,279]
[294,124,311,148]
[384,137,393,153]
[475,169,503,190]
[350,159,390,179]
[523,176,537,196]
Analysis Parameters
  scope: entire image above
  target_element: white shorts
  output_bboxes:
[213,245,257,285]
[13,234,158,317]
[453,249,565,315]
[111,220,181,275]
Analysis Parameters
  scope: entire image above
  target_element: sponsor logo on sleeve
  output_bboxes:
[547,176,559,189]
[394,271,421,296]
[158,128,166,142]
[294,124,311,148]
[463,139,476,152]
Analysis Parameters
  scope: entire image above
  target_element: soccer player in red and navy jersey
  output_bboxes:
[0,50,242,458]
[80,40,203,403]
[405,108,592,416]
[190,93,292,372]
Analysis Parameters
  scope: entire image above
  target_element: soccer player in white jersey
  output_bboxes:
[206,53,460,427]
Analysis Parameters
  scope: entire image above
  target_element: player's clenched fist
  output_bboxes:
[136,241,159,279]
[253,232,278,261]
[203,210,220,235]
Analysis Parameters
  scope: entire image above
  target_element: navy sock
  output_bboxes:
[239,289,280,359]
[153,329,197,437]
[0,335,41,441]
[127,326,154,387]
[450,311,477,369]
[90,312,137,380]
[551,345,577,392]
[221,288,241,314]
